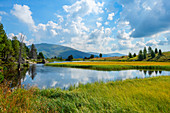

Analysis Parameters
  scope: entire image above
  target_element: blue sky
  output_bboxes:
[0,0,170,54]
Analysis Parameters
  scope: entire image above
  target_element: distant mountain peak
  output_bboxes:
[34,43,125,58]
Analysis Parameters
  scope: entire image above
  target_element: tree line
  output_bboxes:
[128,46,162,61]
[0,23,44,69]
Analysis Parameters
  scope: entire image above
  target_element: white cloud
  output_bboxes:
[96,22,102,28]
[117,0,170,38]
[105,28,112,36]
[104,21,109,25]
[8,33,34,45]
[50,29,58,36]
[117,30,131,40]
[11,4,35,27]
[108,13,115,20]
[63,0,104,18]
[63,29,70,33]
[0,16,1,22]
[55,14,64,23]
[0,11,7,15]
[146,39,158,46]
[97,17,103,21]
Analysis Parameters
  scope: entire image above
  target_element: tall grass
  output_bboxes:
[45,62,170,71]
[0,76,170,112]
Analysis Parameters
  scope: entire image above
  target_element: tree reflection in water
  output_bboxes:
[28,64,37,80]
[143,70,162,76]
[3,67,28,88]
[159,71,162,74]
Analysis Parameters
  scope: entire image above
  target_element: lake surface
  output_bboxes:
[21,64,170,89]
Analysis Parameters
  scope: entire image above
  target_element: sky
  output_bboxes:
[0,0,170,54]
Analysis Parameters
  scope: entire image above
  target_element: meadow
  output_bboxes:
[0,76,169,112]
[45,61,170,71]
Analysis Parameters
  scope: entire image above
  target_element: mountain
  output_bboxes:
[33,43,94,59]
[89,52,125,57]
[32,43,125,59]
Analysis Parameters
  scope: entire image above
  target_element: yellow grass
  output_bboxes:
[54,61,170,66]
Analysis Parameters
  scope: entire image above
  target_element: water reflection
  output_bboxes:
[28,64,37,80]
[20,64,170,89]
[3,67,28,88]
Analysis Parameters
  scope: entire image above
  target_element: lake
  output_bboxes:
[20,64,170,89]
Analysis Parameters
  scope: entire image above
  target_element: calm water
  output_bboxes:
[21,64,170,89]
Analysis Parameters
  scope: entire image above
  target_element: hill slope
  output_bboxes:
[89,52,125,57]
[34,43,94,59]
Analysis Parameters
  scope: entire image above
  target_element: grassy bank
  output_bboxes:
[45,61,170,71]
[0,76,170,112]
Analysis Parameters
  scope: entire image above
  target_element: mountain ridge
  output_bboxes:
[33,43,125,59]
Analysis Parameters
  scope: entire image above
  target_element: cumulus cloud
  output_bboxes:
[0,11,7,15]
[118,0,170,38]
[63,0,104,18]
[97,17,103,21]
[116,29,134,40]
[112,40,134,51]
[8,33,34,45]
[108,13,115,20]
[96,22,102,28]
[104,21,109,25]
[11,4,35,27]
[55,14,64,23]
[146,39,158,46]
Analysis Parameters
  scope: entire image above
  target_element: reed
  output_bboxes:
[0,76,169,112]
[45,61,170,71]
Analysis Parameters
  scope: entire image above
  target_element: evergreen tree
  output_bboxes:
[67,55,73,61]
[148,46,152,54]
[30,44,37,59]
[12,36,20,60]
[151,50,155,58]
[138,50,143,61]
[0,24,14,62]
[90,54,94,59]
[143,47,147,59]
[155,48,158,54]
[0,23,5,59]
[158,49,162,56]
[23,43,30,58]
[133,53,136,57]
[38,52,44,59]
[99,53,102,58]
[128,52,133,58]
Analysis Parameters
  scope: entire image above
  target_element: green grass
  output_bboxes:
[0,76,170,112]
[45,63,170,71]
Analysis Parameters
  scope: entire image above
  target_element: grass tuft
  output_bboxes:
[0,76,170,112]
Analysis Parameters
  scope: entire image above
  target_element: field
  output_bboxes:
[89,51,170,62]
[0,76,169,112]
[45,61,170,71]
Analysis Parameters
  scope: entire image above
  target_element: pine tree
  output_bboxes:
[151,50,155,58]
[155,48,158,54]
[133,53,136,57]
[0,24,14,62]
[12,36,20,60]
[138,50,143,61]
[143,47,147,59]
[148,46,152,54]
[67,55,73,61]
[30,44,37,59]
[38,52,44,59]
[90,54,94,59]
[158,49,162,56]
[128,52,133,58]
[99,53,102,58]
[0,24,5,59]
